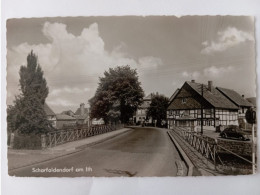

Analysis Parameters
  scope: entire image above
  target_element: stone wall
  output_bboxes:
[217,139,253,157]
[204,136,254,157]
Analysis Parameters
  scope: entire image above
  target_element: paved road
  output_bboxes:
[9,127,184,177]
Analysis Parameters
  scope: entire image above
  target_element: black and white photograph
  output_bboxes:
[6,15,257,177]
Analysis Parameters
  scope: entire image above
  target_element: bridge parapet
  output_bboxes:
[171,127,256,174]
[42,124,124,148]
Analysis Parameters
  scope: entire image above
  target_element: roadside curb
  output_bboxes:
[75,128,131,150]
[167,131,194,176]
[8,128,132,172]
[175,160,186,176]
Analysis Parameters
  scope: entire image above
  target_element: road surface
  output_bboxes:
[9,127,184,177]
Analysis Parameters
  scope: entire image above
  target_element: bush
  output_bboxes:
[13,134,42,149]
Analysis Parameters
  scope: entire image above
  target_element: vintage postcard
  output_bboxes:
[6,16,257,177]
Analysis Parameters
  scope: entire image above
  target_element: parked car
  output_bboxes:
[220,127,250,141]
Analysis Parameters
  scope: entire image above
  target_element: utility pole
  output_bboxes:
[252,123,255,174]
[245,107,256,174]
[201,84,204,135]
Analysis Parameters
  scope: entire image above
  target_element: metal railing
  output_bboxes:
[174,128,218,167]
[172,127,256,172]
[42,124,124,148]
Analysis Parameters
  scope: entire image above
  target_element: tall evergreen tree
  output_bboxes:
[9,51,50,134]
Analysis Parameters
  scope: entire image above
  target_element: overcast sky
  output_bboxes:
[6,16,256,113]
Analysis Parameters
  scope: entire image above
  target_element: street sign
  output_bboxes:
[245,107,256,124]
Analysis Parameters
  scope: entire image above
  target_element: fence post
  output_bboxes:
[213,144,216,170]
[54,133,57,147]
[41,134,46,149]
[10,133,15,149]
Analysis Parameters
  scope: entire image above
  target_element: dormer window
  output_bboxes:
[182,98,187,104]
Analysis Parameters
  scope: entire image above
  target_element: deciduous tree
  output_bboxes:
[89,65,144,124]
[147,94,169,127]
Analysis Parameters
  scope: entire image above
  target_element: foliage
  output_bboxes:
[107,101,121,123]
[89,65,144,124]
[7,51,50,135]
[7,105,17,133]
[146,94,169,127]
[13,133,42,149]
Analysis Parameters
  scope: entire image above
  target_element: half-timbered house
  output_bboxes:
[216,87,253,118]
[167,80,240,131]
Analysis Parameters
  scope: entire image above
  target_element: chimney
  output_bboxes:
[191,80,195,83]
[208,81,213,92]
[80,103,85,115]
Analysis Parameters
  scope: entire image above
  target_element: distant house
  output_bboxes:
[133,93,153,124]
[74,103,89,125]
[56,114,76,129]
[44,103,57,128]
[60,110,75,117]
[167,80,240,131]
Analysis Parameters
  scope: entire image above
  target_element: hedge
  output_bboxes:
[13,134,42,149]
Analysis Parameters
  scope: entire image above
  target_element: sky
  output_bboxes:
[6,16,256,113]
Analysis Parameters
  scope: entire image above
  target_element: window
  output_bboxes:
[182,98,187,104]
[205,109,212,115]
[206,120,212,126]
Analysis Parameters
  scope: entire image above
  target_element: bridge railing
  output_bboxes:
[174,127,218,167]
[172,127,256,172]
[41,124,124,148]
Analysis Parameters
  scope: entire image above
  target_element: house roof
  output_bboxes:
[144,93,152,100]
[56,114,76,120]
[44,103,55,116]
[75,108,88,115]
[138,93,153,109]
[186,81,238,109]
[76,115,88,120]
[246,97,256,107]
[169,88,180,103]
[217,87,253,107]
[139,101,150,109]
[61,110,74,115]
